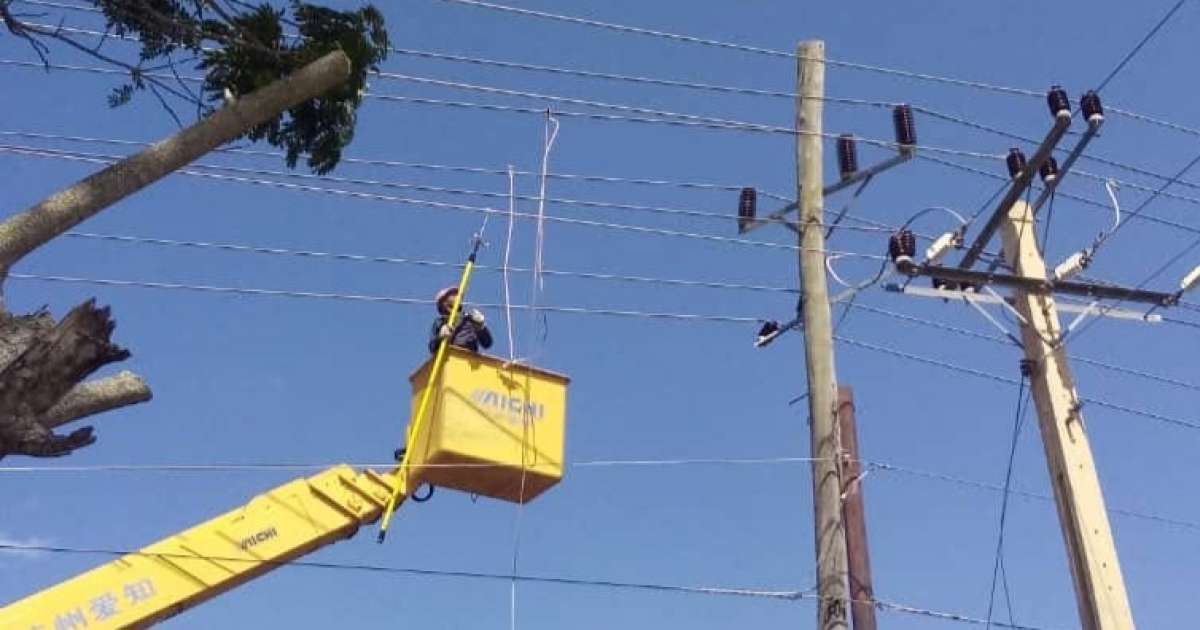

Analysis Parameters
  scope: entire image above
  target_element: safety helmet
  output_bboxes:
[434,286,459,310]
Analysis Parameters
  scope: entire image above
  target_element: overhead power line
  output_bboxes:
[10,271,1197,433]
[0,127,799,203]
[1094,0,1188,93]
[12,50,1199,200]
[0,145,826,253]
[16,2,1200,145]
[6,455,1199,533]
[0,540,1049,629]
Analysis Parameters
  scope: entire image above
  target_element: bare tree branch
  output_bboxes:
[39,370,151,430]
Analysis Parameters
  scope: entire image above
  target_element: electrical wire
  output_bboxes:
[7,455,1199,532]
[985,377,1031,629]
[0,144,825,252]
[0,539,1052,629]
[9,270,1198,432]
[14,53,1200,202]
[1093,0,1188,93]
[0,126,802,203]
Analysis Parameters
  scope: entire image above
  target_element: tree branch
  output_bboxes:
[39,370,151,430]
[0,49,351,273]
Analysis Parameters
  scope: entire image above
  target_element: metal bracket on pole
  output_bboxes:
[740,152,913,235]
[886,284,1165,323]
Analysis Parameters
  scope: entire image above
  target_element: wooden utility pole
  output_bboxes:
[796,39,849,630]
[837,386,876,630]
[999,200,1135,629]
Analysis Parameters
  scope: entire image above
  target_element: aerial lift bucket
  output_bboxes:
[404,347,569,503]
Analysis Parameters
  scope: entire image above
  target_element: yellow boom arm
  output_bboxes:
[0,466,403,629]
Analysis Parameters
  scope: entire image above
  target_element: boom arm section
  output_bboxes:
[1,465,403,629]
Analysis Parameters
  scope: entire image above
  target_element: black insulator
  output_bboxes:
[1039,156,1060,183]
[737,187,757,231]
[1046,85,1071,118]
[888,228,917,262]
[1006,148,1027,179]
[1080,90,1104,124]
[1019,358,1036,378]
[758,320,781,338]
[836,134,859,180]
[892,104,916,148]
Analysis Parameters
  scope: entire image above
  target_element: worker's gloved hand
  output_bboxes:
[438,324,453,339]
[467,308,486,325]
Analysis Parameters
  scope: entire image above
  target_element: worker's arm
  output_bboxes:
[467,309,493,349]
[429,319,449,354]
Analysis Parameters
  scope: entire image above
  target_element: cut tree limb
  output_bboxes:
[40,371,151,430]
[0,50,352,273]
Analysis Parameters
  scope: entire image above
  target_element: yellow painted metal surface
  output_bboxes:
[0,466,401,630]
[407,347,569,503]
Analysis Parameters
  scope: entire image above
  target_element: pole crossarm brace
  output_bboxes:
[740,152,912,235]
[887,284,1164,323]
[898,262,1179,307]
[958,113,1072,270]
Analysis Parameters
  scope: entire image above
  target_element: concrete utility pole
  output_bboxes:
[837,386,876,630]
[999,200,1135,630]
[796,39,850,630]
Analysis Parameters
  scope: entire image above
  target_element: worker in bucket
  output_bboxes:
[429,286,493,354]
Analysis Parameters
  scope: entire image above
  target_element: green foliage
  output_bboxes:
[95,1,389,174]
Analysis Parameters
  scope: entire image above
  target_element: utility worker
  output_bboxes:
[430,286,493,354]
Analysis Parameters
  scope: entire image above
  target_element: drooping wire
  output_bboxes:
[985,371,1032,629]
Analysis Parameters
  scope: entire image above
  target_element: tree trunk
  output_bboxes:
[0,51,352,458]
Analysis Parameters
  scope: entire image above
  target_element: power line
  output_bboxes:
[985,379,1031,629]
[0,141,901,236]
[10,270,1198,432]
[12,54,1200,199]
[0,53,1005,160]
[0,126,798,203]
[1094,0,1188,93]
[919,153,1200,237]
[45,228,1200,393]
[60,232,802,295]
[435,0,1046,97]
[7,455,1198,533]
[833,334,1200,432]
[17,3,1200,148]
[0,145,826,252]
[0,540,1050,629]
[8,272,768,323]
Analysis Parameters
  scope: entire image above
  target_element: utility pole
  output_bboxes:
[837,386,876,630]
[796,39,849,630]
[999,200,1135,629]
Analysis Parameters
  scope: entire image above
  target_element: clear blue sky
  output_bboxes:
[2,0,1199,628]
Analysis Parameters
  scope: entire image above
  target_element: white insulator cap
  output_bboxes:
[924,232,957,265]
[1181,264,1200,293]
[1053,251,1090,282]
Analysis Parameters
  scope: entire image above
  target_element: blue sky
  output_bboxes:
[2,0,1200,628]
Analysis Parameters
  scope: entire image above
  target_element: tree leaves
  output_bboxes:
[95,0,389,174]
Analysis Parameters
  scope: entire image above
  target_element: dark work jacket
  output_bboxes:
[429,313,493,354]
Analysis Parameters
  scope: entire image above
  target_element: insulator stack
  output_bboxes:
[836,134,859,180]
[1081,90,1104,126]
[1039,156,1060,184]
[1006,148,1028,179]
[1047,85,1071,118]
[1181,264,1200,293]
[737,187,757,231]
[892,104,916,150]
[889,228,917,271]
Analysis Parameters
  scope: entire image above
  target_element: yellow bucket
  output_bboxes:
[406,347,569,503]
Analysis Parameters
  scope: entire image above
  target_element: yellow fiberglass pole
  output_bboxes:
[378,233,484,543]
